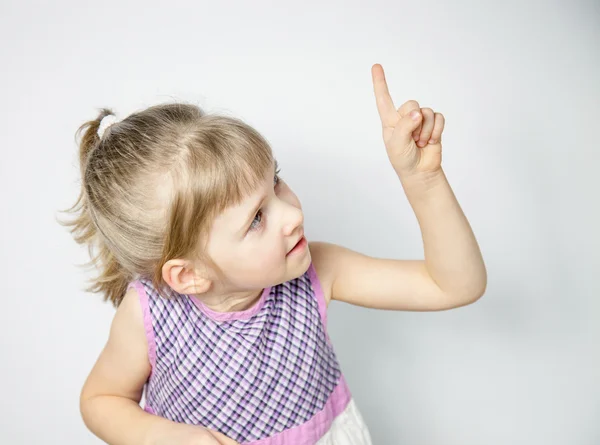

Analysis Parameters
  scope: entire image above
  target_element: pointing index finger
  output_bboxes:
[371,64,398,127]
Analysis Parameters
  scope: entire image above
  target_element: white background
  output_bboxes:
[1,0,599,443]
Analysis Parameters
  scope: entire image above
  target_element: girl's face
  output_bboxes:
[204,160,311,294]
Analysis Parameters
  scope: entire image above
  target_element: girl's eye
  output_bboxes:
[249,170,282,232]
[249,210,263,231]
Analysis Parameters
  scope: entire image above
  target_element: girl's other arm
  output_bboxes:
[80,288,233,445]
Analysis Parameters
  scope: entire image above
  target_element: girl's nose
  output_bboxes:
[282,205,304,236]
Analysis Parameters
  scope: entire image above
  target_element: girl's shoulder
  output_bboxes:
[81,286,151,406]
[308,241,339,306]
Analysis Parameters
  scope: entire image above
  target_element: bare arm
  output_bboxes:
[307,66,486,312]
[401,169,487,300]
[80,287,236,445]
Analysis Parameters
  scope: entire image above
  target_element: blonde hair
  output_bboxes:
[58,103,274,307]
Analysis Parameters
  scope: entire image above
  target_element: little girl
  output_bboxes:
[61,64,486,445]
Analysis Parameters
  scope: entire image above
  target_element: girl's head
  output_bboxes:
[59,103,310,307]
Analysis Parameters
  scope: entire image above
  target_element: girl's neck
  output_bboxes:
[193,287,265,313]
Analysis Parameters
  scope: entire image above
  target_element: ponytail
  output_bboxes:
[57,108,132,306]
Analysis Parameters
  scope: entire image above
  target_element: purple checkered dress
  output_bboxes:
[128,264,346,444]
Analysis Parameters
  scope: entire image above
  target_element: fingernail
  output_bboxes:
[429,139,435,144]
[410,110,420,120]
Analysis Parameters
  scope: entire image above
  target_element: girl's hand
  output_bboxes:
[211,430,241,445]
[151,423,240,445]
[371,63,446,178]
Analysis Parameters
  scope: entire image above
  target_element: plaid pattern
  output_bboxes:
[140,270,342,443]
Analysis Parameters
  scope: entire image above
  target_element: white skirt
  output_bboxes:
[316,399,373,445]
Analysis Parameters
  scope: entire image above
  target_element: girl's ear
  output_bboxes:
[162,259,212,295]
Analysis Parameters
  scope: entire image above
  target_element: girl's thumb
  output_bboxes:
[391,109,422,147]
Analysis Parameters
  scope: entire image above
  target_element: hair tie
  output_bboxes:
[97,114,120,139]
